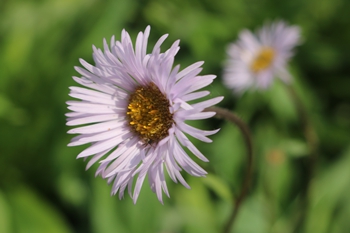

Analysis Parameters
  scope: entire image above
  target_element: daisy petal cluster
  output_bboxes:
[66,26,223,203]
[223,20,301,93]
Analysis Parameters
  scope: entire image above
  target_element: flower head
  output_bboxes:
[66,26,223,203]
[223,20,301,93]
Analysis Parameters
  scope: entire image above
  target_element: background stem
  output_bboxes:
[286,84,319,232]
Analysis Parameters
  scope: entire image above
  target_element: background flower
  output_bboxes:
[223,20,301,93]
[66,26,223,203]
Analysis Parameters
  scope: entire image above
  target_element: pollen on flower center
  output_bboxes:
[250,47,275,73]
[126,82,174,145]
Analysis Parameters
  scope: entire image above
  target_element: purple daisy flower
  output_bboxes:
[223,20,301,93]
[66,26,223,203]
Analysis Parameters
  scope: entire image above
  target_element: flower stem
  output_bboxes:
[285,84,319,231]
[205,106,253,233]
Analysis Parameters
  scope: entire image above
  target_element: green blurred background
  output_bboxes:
[1,0,350,232]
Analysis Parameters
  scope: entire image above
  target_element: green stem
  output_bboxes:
[205,106,253,233]
[286,84,319,231]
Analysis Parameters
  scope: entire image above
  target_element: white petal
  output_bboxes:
[67,114,118,126]
[176,121,217,143]
[183,111,216,120]
[175,128,209,162]
[86,149,111,169]
[76,134,127,158]
[190,96,224,111]
[67,120,124,134]
[181,91,210,102]
[132,172,146,204]
[68,127,127,146]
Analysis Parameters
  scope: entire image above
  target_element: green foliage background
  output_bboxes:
[0,0,349,232]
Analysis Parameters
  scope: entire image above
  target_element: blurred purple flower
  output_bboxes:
[223,20,301,93]
[66,26,223,203]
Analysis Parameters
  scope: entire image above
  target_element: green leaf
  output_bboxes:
[282,139,308,158]
[174,177,218,233]
[8,186,72,233]
[265,81,298,123]
[306,147,350,233]
[202,174,233,203]
[208,120,246,188]
[234,194,270,233]
[89,178,127,233]
[0,190,12,233]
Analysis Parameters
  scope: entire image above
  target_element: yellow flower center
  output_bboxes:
[250,47,275,73]
[126,82,173,145]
